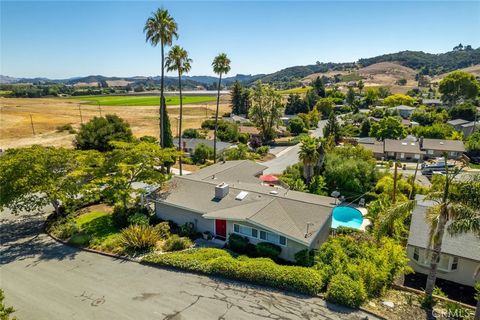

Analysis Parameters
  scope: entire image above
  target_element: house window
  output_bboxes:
[438,254,450,270]
[451,257,458,270]
[260,231,266,240]
[233,223,257,238]
[413,248,419,261]
[414,154,420,159]
[279,236,286,245]
[428,150,434,155]
[450,151,457,157]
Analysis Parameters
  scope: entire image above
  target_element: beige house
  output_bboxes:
[358,137,465,161]
[407,195,480,286]
[153,160,335,261]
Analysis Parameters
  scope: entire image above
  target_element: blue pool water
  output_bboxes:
[331,206,364,229]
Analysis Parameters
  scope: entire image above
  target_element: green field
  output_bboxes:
[70,95,216,106]
[278,86,311,95]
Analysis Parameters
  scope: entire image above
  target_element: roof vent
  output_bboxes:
[269,190,278,195]
[215,183,229,199]
[440,141,444,145]
[235,191,248,200]
[401,142,407,145]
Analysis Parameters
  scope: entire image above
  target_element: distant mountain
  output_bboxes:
[358,47,480,75]
[2,46,479,87]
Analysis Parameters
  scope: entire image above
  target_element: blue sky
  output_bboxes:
[1,1,479,78]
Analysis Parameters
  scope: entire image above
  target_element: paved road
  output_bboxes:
[263,120,327,174]
[1,210,375,320]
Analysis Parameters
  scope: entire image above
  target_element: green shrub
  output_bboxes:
[255,242,281,259]
[127,213,150,226]
[0,289,16,320]
[192,143,213,164]
[228,234,249,253]
[326,274,366,308]
[69,232,91,246]
[120,225,160,251]
[49,219,79,239]
[238,133,249,144]
[179,222,196,238]
[294,249,315,267]
[56,123,74,133]
[163,235,193,251]
[143,248,325,295]
[112,206,149,228]
[154,222,171,239]
[182,128,202,139]
[256,146,269,156]
[91,234,125,254]
[444,302,470,319]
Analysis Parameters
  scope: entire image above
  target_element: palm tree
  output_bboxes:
[424,159,480,297]
[144,8,178,148]
[165,45,192,176]
[298,136,319,183]
[212,53,231,162]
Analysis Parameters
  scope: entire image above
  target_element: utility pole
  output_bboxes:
[409,158,421,200]
[78,104,83,124]
[97,101,102,117]
[30,114,35,135]
[392,161,398,204]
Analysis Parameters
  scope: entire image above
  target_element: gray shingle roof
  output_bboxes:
[447,119,470,126]
[408,195,480,261]
[384,139,425,154]
[174,139,233,153]
[157,161,335,245]
[421,139,465,152]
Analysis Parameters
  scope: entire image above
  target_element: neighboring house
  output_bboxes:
[174,138,233,157]
[223,114,249,124]
[421,99,443,107]
[356,137,385,159]
[406,195,480,287]
[239,126,261,138]
[392,105,416,118]
[447,119,479,138]
[460,121,479,138]
[384,139,425,161]
[357,137,465,161]
[447,118,470,131]
[153,160,335,261]
[421,137,465,159]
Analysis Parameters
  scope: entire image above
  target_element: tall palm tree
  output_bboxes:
[424,158,480,297]
[298,136,319,183]
[165,45,192,176]
[144,8,178,148]
[212,53,231,162]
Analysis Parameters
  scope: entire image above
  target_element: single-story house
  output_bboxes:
[174,138,233,157]
[392,105,416,118]
[153,160,335,261]
[421,99,443,107]
[447,118,470,131]
[460,121,480,138]
[223,114,249,124]
[358,137,465,161]
[356,137,385,159]
[420,137,465,158]
[384,139,425,161]
[406,195,480,286]
[239,126,260,138]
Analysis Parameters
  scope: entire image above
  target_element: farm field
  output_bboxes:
[0,96,230,149]
[70,95,216,106]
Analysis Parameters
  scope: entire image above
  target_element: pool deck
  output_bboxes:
[356,207,371,231]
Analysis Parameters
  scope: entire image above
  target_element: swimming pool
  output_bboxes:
[331,206,364,229]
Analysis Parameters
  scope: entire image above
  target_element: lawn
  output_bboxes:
[70,95,216,106]
[469,162,480,169]
[69,210,124,253]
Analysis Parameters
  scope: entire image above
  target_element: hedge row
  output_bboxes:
[143,248,325,295]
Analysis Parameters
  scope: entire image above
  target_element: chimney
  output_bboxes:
[419,136,424,149]
[215,182,229,199]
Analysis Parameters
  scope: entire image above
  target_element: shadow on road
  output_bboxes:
[0,211,79,267]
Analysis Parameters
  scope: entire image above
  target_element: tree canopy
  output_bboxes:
[439,71,480,106]
[369,117,407,140]
[75,114,134,152]
[383,94,415,107]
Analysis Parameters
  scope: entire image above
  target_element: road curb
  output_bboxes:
[44,223,137,263]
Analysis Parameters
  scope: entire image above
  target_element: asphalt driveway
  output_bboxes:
[0,209,375,320]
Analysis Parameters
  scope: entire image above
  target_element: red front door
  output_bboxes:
[215,219,227,238]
